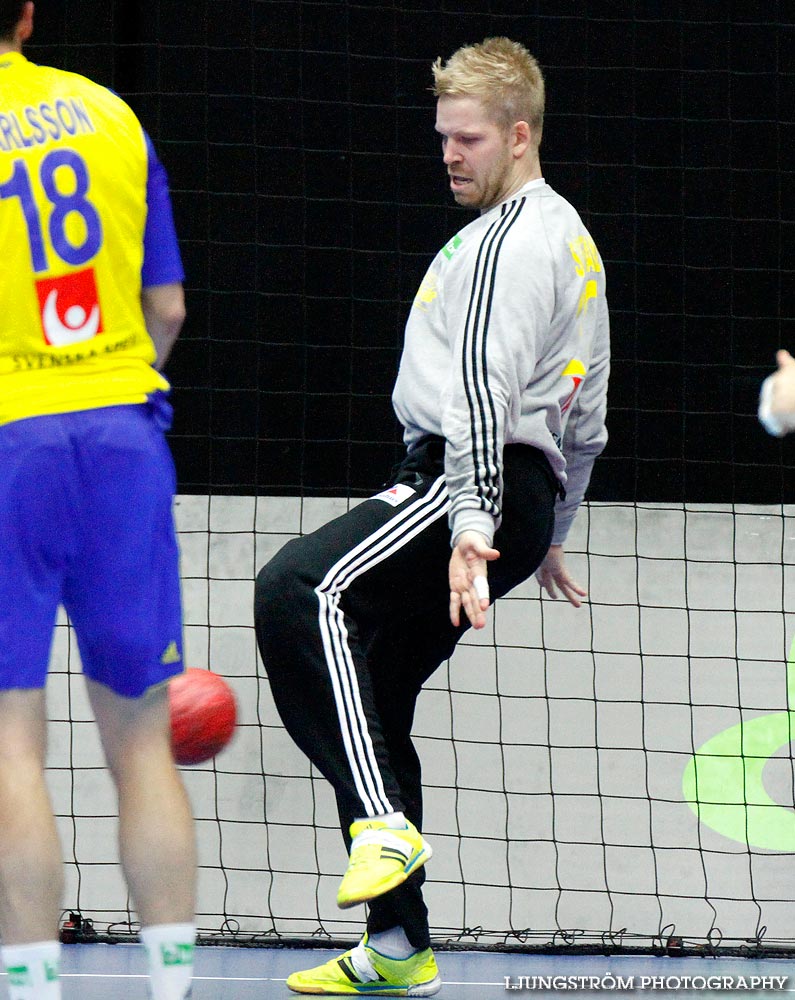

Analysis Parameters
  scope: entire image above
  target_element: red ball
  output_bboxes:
[169,668,237,766]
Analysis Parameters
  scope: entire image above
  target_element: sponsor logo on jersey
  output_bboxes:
[35,267,103,346]
[560,358,586,414]
[442,233,463,259]
[567,234,602,276]
[371,483,417,507]
[413,270,438,312]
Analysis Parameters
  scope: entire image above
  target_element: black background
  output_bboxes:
[26,1,795,500]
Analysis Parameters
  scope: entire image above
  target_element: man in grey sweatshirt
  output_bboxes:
[255,37,610,997]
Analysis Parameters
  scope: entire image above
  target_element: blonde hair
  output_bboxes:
[432,37,545,146]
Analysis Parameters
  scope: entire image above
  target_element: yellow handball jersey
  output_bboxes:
[0,51,181,425]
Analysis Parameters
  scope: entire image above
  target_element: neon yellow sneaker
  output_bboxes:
[336,819,432,909]
[286,935,441,996]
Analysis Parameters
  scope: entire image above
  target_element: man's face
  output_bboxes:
[435,95,516,211]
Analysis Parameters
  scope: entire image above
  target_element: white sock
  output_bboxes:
[367,926,415,958]
[140,923,196,1000]
[0,941,61,999]
[356,811,407,830]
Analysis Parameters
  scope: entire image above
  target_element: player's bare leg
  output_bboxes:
[0,689,64,998]
[87,679,195,924]
[0,689,63,944]
[87,679,196,1000]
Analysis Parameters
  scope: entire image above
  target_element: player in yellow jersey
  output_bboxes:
[0,4,196,999]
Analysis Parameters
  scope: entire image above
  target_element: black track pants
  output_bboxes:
[254,437,558,948]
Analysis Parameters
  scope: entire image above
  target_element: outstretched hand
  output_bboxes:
[535,544,587,608]
[771,350,795,418]
[449,530,500,629]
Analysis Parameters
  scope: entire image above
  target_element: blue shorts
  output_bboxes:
[0,398,184,697]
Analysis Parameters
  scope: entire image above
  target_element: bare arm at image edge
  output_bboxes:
[140,130,185,371]
[759,350,795,437]
[142,282,185,371]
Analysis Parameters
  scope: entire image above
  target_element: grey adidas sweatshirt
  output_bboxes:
[392,177,610,547]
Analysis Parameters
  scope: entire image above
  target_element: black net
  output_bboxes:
[23,0,795,955]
